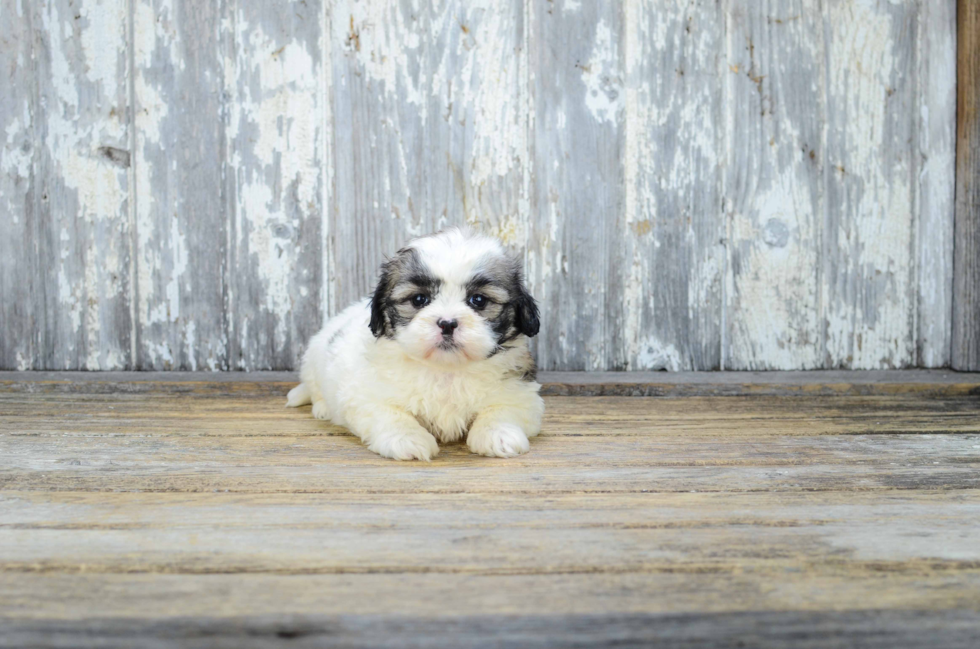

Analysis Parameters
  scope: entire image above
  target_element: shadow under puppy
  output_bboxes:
[287,229,544,460]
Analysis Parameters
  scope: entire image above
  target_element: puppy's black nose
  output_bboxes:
[437,319,458,336]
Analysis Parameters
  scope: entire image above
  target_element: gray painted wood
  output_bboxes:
[822,1,919,369]
[226,0,327,371]
[330,0,527,312]
[133,0,227,370]
[32,0,134,370]
[917,0,957,368]
[725,0,823,370]
[530,0,625,371]
[622,0,725,371]
[0,0,962,371]
[954,0,980,371]
[0,0,36,370]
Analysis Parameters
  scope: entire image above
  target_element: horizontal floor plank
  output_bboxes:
[0,491,977,575]
[3,394,979,494]
[3,430,979,468]
[3,610,980,649]
[3,375,980,644]
[3,572,980,622]
[3,465,979,494]
[3,395,979,438]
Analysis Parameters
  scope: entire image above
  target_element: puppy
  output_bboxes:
[286,229,544,461]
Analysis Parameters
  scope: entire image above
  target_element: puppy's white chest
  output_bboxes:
[405,371,481,441]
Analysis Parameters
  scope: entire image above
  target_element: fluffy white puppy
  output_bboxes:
[286,229,544,461]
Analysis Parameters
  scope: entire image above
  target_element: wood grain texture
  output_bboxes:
[0,0,36,370]
[32,0,134,370]
[1,379,979,645]
[3,431,980,494]
[330,0,527,312]
[3,571,980,619]
[623,0,724,371]
[954,0,980,371]
[225,0,327,371]
[3,609,980,649]
[0,0,962,371]
[3,490,980,573]
[133,0,228,371]
[917,0,957,368]
[529,0,625,371]
[823,0,918,369]
[725,0,823,370]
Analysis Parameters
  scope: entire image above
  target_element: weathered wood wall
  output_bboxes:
[0,0,958,371]
[954,0,980,371]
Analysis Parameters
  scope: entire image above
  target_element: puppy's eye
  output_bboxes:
[411,294,429,308]
[467,294,488,311]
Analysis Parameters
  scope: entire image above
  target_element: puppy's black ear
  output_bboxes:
[369,262,392,338]
[513,282,540,338]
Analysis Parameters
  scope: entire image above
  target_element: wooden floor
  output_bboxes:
[2,371,980,648]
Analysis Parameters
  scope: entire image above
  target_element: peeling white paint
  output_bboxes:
[134,76,168,146]
[184,320,197,371]
[57,267,81,336]
[728,161,821,370]
[824,0,913,369]
[134,0,175,370]
[340,0,425,110]
[2,117,31,181]
[915,0,956,367]
[79,0,129,90]
[635,337,682,372]
[165,214,187,322]
[0,0,959,371]
[620,0,724,371]
[582,19,623,125]
[37,0,131,370]
[729,215,819,367]
[148,341,175,367]
[456,0,526,193]
[230,9,323,368]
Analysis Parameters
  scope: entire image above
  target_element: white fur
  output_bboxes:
[287,231,544,461]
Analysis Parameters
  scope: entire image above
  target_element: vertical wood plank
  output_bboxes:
[330,0,528,313]
[226,0,326,370]
[725,0,823,370]
[133,0,227,370]
[822,0,917,369]
[529,0,624,371]
[623,0,725,371]
[0,0,36,369]
[954,0,980,371]
[916,0,956,368]
[33,0,134,369]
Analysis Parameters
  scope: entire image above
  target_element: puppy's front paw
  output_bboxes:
[369,429,440,462]
[312,401,331,420]
[467,423,530,458]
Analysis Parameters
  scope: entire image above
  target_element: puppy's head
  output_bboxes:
[370,229,539,365]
